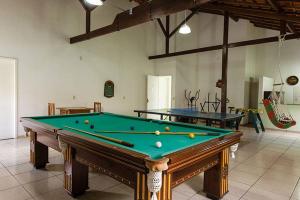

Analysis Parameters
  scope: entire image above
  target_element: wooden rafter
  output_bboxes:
[157,18,168,37]
[70,0,216,43]
[266,0,296,33]
[200,3,300,23]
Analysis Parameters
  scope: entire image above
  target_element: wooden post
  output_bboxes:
[165,15,170,54]
[86,10,91,33]
[221,12,229,114]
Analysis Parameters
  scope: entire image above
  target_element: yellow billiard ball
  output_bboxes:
[165,126,170,132]
[189,133,195,139]
[84,120,89,124]
[155,130,161,136]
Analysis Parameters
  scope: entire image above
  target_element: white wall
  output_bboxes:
[153,13,255,112]
[0,0,155,136]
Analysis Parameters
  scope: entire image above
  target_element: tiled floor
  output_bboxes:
[0,127,300,200]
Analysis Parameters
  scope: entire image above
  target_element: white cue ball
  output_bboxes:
[156,141,162,148]
[155,130,161,136]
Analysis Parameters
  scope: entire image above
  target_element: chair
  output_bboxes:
[94,102,101,113]
[48,103,56,116]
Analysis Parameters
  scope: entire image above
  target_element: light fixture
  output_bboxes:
[179,10,191,35]
[86,0,103,6]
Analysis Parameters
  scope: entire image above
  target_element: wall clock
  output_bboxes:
[286,76,299,86]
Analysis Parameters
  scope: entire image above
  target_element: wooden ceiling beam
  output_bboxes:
[70,0,216,43]
[194,8,239,22]
[200,3,300,23]
[148,33,300,59]
[252,21,281,27]
[221,1,272,10]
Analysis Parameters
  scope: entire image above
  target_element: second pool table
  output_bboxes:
[21,112,242,200]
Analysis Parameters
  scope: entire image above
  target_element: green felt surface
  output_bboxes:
[31,113,233,159]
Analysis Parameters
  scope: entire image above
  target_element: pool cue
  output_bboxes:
[64,126,134,147]
[95,130,220,136]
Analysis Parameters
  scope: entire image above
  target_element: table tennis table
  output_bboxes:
[134,108,244,130]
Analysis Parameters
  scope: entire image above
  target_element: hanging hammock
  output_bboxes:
[263,99,296,129]
[262,34,296,129]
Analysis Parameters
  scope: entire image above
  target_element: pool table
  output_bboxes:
[21,112,242,200]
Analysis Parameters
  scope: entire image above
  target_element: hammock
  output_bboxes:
[263,99,296,129]
[262,34,296,129]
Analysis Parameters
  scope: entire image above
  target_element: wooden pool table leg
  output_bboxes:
[159,173,172,200]
[135,172,151,200]
[204,148,229,200]
[135,172,172,200]
[63,145,89,197]
[30,131,48,169]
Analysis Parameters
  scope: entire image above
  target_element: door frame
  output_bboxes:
[0,56,18,139]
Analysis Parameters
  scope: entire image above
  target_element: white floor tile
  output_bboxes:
[0,186,31,200]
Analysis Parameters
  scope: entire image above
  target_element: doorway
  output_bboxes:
[147,75,172,119]
[0,57,17,139]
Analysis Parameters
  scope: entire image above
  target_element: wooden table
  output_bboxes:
[56,107,94,115]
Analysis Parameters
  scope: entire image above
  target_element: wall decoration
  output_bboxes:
[104,80,114,98]
[286,76,299,86]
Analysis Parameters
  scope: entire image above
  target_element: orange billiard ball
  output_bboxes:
[84,120,89,124]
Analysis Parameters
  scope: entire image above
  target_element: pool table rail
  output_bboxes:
[166,131,241,166]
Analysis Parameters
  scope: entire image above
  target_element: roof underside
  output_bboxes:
[197,0,300,33]
[135,0,300,33]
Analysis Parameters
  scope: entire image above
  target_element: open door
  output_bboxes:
[147,75,172,119]
[0,57,17,139]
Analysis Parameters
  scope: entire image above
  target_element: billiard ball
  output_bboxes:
[189,133,195,139]
[130,126,135,130]
[156,141,162,148]
[165,126,170,132]
[90,125,94,129]
[155,130,161,136]
[84,120,89,124]
[75,120,79,124]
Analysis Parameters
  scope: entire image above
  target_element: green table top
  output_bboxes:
[30,113,233,159]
